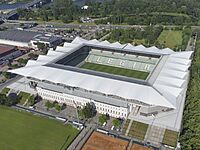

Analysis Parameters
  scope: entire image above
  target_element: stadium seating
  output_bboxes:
[85,49,159,72]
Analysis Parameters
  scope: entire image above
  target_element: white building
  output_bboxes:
[0,29,62,49]
[8,37,193,120]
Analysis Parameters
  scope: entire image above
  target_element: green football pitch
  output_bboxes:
[0,106,79,150]
[81,62,149,80]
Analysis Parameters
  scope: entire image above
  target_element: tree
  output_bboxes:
[45,100,54,110]
[61,103,67,110]
[78,102,97,119]
[2,72,12,79]
[0,93,18,106]
[98,114,107,125]
[112,118,120,128]
[54,103,61,112]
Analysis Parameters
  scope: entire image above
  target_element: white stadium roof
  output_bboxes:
[8,37,193,109]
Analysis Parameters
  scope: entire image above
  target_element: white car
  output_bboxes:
[111,125,115,130]
[102,122,107,127]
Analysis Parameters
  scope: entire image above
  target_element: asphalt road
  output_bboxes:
[0,75,22,91]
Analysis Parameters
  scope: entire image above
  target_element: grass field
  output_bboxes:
[18,91,31,105]
[128,121,148,141]
[157,30,182,49]
[162,129,178,147]
[122,119,130,135]
[0,106,79,150]
[1,87,10,95]
[81,62,149,80]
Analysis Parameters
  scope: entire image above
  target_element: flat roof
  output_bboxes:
[32,34,61,43]
[0,29,40,43]
[0,44,15,54]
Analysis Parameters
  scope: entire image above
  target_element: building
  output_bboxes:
[8,37,193,128]
[0,29,39,47]
[0,44,22,64]
[0,29,62,49]
[30,34,62,49]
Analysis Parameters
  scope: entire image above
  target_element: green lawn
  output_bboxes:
[157,30,182,50]
[162,129,179,147]
[18,91,31,105]
[122,119,130,135]
[128,121,148,141]
[0,106,79,150]
[1,88,10,95]
[132,39,146,45]
[81,62,149,80]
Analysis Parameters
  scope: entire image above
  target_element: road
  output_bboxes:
[7,19,199,30]
[0,75,22,91]
[6,20,145,30]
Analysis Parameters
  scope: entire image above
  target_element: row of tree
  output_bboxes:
[17,0,200,25]
[0,94,18,106]
[180,38,200,149]
[107,26,163,45]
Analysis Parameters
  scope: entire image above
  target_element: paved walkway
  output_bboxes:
[144,125,165,147]
[68,124,95,150]
[125,120,133,136]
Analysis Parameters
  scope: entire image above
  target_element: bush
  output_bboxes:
[55,103,61,112]
[17,58,28,64]
[45,100,54,109]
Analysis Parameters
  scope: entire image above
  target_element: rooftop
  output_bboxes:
[0,44,15,54]
[32,34,62,43]
[0,29,40,43]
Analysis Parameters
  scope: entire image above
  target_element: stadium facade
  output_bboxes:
[9,37,193,119]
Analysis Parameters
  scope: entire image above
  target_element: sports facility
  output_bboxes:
[55,46,159,80]
[9,37,193,131]
[82,131,129,150]
[0,106,79,150]
[80,62,149,80]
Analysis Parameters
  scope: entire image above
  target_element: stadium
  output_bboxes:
[8,37,193,129]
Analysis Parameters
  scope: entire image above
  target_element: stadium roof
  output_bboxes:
[8,37,193,109]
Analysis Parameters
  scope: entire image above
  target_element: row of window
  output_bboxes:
[38,88,127,117]
[96,106,126,117]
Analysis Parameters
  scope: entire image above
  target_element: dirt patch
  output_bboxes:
[82,131,128,150]
[131,144,152,150]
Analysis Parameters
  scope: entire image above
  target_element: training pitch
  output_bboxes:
[0,106,79,150]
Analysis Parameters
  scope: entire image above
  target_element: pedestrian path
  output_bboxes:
[125,120,133,136]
